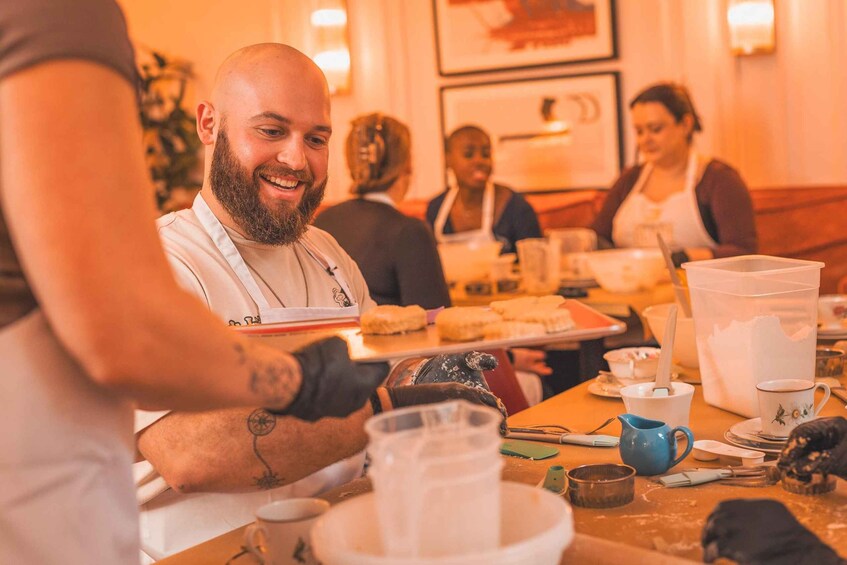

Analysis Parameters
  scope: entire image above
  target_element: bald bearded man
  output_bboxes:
[133,44,501,561]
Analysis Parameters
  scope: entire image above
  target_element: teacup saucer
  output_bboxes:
[589,371,679,399]
[727,417,788,446]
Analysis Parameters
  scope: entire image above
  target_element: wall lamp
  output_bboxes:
[727,0,776,56]
[310,0,351,95]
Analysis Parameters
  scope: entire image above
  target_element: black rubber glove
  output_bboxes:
[272,336,388,421]
[373,382,508,435]
[411,352,498,389]
[778,416,847,481]
[702,499,844,565]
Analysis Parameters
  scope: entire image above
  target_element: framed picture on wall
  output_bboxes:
[440,71,622,192]
[433,0,617,76]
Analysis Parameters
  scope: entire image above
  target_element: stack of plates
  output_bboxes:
[818,325,847,340]
[724,418,787,454]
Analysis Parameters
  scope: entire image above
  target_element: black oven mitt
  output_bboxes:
[702,499,843,565]
[777,416,847,481]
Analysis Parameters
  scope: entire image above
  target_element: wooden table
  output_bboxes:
[159,378,847,564]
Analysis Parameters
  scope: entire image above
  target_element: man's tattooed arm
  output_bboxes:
[247,408,284,490]
[234,342,301,408]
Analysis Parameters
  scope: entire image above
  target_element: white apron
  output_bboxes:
[193,195,360,322]
[433,182,497,245]
[0,310,138,564]
[612,152,717,250]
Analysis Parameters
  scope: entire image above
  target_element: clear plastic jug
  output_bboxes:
[517,238,560,293]
[684,255,824,417]
[364,400,503,559]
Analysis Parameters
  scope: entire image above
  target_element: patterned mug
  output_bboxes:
[756,379,831,438]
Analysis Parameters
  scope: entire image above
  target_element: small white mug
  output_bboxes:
[244,498,329,565]
[756,379,831,438]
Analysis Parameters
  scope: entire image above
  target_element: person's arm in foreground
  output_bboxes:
[138,382,503,493]
[0,60,381,416]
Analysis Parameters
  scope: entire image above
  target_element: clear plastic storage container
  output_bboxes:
[684,255,824,417]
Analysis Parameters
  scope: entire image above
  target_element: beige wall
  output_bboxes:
[119,0,847,203]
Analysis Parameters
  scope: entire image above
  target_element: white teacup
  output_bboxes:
[244,498,329,565]
[619,382,695,429]
[756,379,831,438]
[818,295,847,329]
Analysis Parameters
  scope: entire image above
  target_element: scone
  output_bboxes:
[360,305,427,335]
[511,307,575,333]
[490,296,540,317]
[482,321,546,340]
[435,307,502,341]
[492,295,566,321]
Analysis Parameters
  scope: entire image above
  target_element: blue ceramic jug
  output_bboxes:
[617,413,694,476]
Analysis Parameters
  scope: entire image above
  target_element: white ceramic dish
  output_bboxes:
[587,380,622,399]
[723,432,783,455]
[590,372,680,399]
[818,326,847,339]
[603,347,661,382]
[619,382,695,428]
[724,418,787,454]
[585,248,665,294]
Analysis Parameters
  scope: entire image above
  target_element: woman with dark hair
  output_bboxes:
[426,125,541,255]
[592,82,757,265]
[315,113,451,309]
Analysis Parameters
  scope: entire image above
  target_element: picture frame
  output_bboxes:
[440,71,623,192]
[433,0,617,76]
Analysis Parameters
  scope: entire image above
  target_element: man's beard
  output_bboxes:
[209,130,326,245]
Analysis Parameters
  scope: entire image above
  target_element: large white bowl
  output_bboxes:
[312,481,573,565]
[643,302,699,368]
[585,249,665,294]
[438,241,503,283]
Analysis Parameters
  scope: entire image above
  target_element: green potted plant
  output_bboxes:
[138,48,203,211]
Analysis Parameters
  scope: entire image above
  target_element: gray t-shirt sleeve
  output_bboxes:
[0,0,137,85]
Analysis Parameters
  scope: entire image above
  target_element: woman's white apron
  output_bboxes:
[612,152,716,250]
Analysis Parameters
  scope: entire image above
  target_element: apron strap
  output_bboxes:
[298,232,357,306]
[192,193,273,311]
[433,186,459,242]
[433,182,496,242]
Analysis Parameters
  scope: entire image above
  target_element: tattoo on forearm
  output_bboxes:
[247,409,283,490]
[235,342,298,405]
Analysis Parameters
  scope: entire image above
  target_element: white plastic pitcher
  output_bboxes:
[548,228,597,279]
[684,255,824,417]
[364,401,503,559]
[517,238,560,293]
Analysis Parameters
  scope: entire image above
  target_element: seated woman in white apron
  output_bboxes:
[426,125,542,256]
[425,125,548,406]
[592,82,757,266]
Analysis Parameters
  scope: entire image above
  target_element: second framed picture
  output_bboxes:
[441,71,623,193]
[433,0,617,76]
